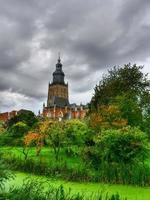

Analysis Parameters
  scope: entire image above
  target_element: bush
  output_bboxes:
[81,127,150,185]
[8,122,29,138]
[0,152,14,190]
[95,127,149,164]
[7,110,38,129]
[64,119,88,146]
[0,132,24,146]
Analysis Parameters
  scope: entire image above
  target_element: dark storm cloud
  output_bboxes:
[0,0,150,111]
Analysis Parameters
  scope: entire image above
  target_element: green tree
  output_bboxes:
[113,94,142,126]
[64,119,88,146]
[7,110,38,129]
[94,127,149,164]
[46,121,66,161]
[82,127,149,170]
[9,122,29,138]
[90,63,150,126]
[141,107,150,139]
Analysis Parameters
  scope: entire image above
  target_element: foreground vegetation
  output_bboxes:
[0,163,128,200]
[1,145,150,186]
[0,64,150,199]
[2,179,126,200]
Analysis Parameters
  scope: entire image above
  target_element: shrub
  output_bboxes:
[81,127,150,185]
[8,122,29,138]
[95,127,149,164]
[0,132,24,146]
[64,119,88,146]
[0,152,14,190]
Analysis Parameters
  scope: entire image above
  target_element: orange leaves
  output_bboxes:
[38,120,51,134]
[24,131,44,156]
[89,105,128,130]
[89,113,103,130]
[24,131,42,146]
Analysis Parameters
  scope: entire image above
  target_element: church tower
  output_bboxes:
[47,55,69,107]
[41,54,88,120]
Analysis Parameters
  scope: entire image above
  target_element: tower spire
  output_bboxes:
[58,52,61,63]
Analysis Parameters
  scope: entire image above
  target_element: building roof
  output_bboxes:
[52,57,65,85]
[51,96,69,108]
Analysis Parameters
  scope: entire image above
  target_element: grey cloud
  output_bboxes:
[0,0,150,112]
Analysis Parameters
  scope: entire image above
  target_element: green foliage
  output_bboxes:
[64,119,88,146]
[82,127,149,169]
[0,132,24,146]
[8,122,29,138]
[95,127,149,164]
[7,110,38,129]
[141,108,150,139]
[1,145,150,186]
[81,127,150,185]
[91,64,150,107]
[113,95,142,126]
[90,63,150,127]
[0,121,4,132]
[0,133,13,146]
[0,152,14,190]
[1,116,150,187]
[0,178,126,200]
[46,121,66,160]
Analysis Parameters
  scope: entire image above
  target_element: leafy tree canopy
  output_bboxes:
[94,127,149,164]
[91,63,149,107]
[9,122,29,138]
[7,110,38,129]
[90,64,150,127]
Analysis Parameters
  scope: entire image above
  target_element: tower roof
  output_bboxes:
[52,55,65,85]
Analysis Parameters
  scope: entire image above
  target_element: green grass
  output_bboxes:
[1,146,150,185]
[0,146,82,169]
[1,146,150,199]
[4,172,150,200]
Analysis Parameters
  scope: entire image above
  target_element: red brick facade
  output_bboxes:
[42,105,87,120]
[0,111,17,122]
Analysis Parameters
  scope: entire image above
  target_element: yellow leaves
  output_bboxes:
[89,105,128,129]
[24,131,43,146]
[38,120,50,134]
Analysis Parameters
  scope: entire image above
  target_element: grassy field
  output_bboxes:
[0,146,82,169]
[4,172,150,200]
[1,146,150,200]
[1,146,150,167]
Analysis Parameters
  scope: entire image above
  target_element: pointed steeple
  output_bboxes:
[58,52,61,63]
[52,55,65,85]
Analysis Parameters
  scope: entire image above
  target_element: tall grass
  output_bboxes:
[0,178,127,200]
[95,162,150,186]
[1,153,150,186]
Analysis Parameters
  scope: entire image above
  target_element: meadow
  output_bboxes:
[1,146,150,200]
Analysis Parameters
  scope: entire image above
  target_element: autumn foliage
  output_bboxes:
[89,105,128,130]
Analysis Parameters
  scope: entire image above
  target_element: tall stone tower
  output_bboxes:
[47,55,69,107]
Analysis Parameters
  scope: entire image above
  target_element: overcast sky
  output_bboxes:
[0,0,150,113]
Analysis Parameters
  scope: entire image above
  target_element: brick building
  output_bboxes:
[0,110,17,122]
[41,56,88,120]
